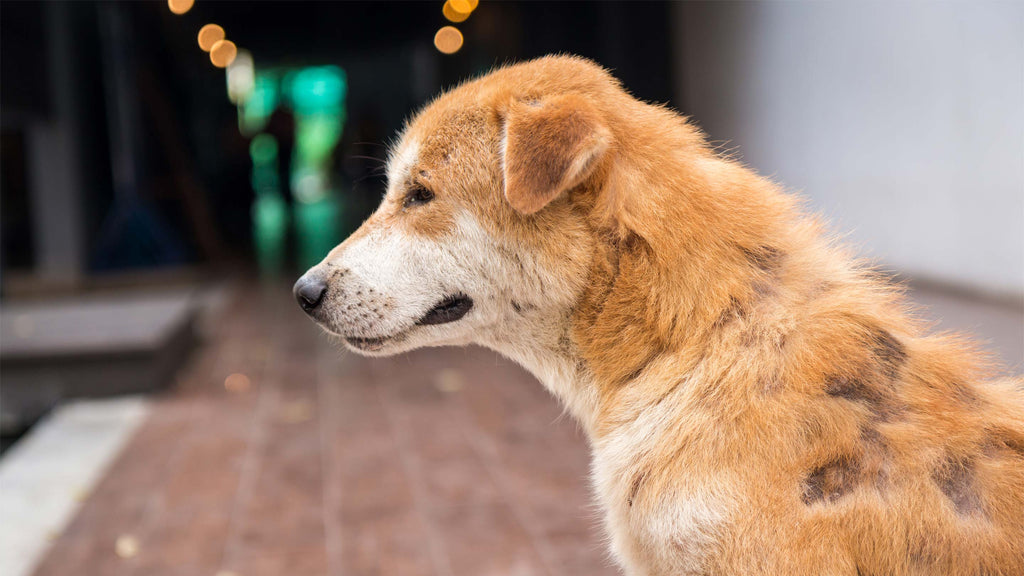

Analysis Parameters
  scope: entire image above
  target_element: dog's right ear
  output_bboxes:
[501,94,611,215]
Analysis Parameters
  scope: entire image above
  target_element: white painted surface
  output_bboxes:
[677,1,1024,295]
[0,397,150,576]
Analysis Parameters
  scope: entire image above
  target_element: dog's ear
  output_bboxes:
[502,94,611,215]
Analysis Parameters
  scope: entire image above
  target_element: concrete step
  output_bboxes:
[1,292,199,435]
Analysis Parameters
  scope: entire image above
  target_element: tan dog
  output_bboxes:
[294,56,1024,575]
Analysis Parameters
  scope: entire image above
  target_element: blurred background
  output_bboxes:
[0,2,1021,575]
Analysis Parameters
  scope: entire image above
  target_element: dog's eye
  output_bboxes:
[403,185,434,208]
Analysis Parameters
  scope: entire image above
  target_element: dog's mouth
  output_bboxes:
[343,294,472,352]
[415,294,474,326]
[344,335,393,352]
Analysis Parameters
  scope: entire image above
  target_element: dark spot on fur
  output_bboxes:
[752,279,777,298]
[809,281,835,299]
[859,427,891,489]
[759,372,783,394]
[825,328,908,420]
[741,245,784,273]
[907,534,944,570]
[1002,435,1024,458]
[621,232,644,253]
[557,333,573,354]
[511,301,523,314]
[574,359,588,375]
[825,374,903,421]
[868,328,906,379]
[802,455,861,505]
[627,470,648,507]
[931,454,982,517]
[713,296,745,329]
[983,429,1024,460]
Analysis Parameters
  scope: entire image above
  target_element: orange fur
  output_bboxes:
[319,56,1024,575]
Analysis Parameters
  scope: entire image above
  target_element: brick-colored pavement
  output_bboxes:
[32,286,615,576]
[27,280,1023,576]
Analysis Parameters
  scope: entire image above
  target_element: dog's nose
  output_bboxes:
[293,274,327,313]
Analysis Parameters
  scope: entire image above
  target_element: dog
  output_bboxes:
[294,56,1024,575]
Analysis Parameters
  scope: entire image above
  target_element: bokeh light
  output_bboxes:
[226,49,255,104]
[443,0,471,23]
[210,39,238,68]
[167,0,194,16]
[198,24,225,52]
[224,373,251,393]
[434,26,464,55]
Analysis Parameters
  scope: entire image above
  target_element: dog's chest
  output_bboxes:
[592,423,732,575]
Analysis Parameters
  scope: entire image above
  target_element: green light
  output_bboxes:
[241,73,279,135]
[295,196,342,270]
[234,64,348,275]
[289,66,347,114]
[253,192,288,277]
[249,133,278,166]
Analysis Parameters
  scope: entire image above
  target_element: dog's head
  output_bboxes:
[294,56,620,356]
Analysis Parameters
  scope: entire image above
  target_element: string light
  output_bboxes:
[167,0,194,15]
[224,373,251,393]
[442,0,471,23]
[210,39,238,68]
[198,24,225,52]
[434,26,463,54]
[226,49,255,104]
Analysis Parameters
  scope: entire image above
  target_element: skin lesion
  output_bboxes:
[801,454,862,505]
[740,244,784,274]
[823,327,909,422]
[931,453,984,518]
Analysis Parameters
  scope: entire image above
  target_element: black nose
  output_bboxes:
[293,275,327,313]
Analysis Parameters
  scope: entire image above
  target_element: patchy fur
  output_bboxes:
[297,56,1024,576]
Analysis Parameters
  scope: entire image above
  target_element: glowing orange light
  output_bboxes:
[224,372,251,393]
[465,0,479,11]
[210,39,238,68]
[434,26,463,55]
[198,24,225,52]
[167,0,194,15]
[443,0,470,23]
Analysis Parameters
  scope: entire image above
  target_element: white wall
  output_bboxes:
[676,1,1024,296]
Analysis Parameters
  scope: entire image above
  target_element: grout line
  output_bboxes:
[125,401,210,576]
[114,336,237,576]
[370,361,454,576]
[452,386,560,576]
[317,341,344,576]
[217,326,279,572]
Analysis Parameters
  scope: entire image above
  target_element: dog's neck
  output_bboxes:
[483,129,814,439]
[479,312,602,436]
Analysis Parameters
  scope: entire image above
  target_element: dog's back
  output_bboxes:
[298,56,1024,575]
[493,58,1024,576]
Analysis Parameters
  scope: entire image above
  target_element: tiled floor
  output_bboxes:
[30,286,614,576]
[26,281,1023,576]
